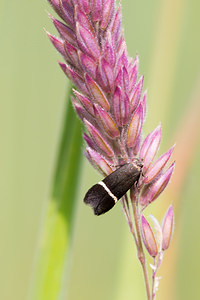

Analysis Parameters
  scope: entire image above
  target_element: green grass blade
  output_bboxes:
[29,85,83,300]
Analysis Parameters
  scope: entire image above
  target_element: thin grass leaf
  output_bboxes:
[29,85,83,300]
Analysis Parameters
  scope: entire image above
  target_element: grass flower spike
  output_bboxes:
[47,1,175,299]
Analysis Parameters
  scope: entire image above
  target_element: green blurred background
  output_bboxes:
[1,0,200,299]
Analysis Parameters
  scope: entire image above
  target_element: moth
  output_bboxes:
[84,160,143,215]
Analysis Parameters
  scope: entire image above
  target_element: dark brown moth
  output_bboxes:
[84,160,143,215]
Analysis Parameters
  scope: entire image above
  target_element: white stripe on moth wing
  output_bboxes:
[97,181,118,204]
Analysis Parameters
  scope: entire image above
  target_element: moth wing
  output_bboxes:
[83,184,115,215]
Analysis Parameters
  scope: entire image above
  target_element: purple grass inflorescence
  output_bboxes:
[47,1,175,299]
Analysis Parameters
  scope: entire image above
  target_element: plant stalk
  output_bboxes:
[132,197,151,300]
